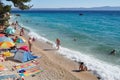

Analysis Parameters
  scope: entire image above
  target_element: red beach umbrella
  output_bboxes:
[0,34,5,37]
[19,46,29,51]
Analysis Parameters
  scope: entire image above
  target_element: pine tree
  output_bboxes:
[0,0,32,26]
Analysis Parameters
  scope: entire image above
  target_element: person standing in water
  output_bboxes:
[14,21,18,30]
[56,38,60,50]
[20,27,25,36]
[109,49,116,55]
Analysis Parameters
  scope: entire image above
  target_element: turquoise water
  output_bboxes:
[12,11,120,80]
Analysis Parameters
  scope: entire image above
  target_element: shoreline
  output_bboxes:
[20,26,98,80]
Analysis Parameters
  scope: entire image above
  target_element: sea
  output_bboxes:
[11,10,120,80]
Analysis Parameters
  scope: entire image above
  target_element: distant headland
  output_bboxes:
[12,6,120,11]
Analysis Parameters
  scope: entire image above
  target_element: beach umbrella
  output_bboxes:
[0,42,15,49]
[5,26,15,34]
[0,36,13,42]
[19,46,29,51]
[0,34,5,37]
[16,37,26,43]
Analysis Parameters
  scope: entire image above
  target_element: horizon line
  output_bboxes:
[12,6,120,9]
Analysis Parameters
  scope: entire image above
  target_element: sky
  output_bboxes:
[3,0,120,8]
[29,0,120,8]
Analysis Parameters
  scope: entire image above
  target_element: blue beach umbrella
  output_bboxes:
[16,37,26,43]
[5,26,15,34]
[0,36,13,42]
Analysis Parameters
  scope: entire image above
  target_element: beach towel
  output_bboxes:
[15,61,39,71]
[19,67,43,77]
[0,74,17,79]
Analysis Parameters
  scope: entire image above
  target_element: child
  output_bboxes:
[0,54,5,62]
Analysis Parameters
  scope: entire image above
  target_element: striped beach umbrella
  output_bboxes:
[0,36,13,42]
[0,42,15,49]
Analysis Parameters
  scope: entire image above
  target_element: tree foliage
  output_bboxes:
[0,0,32,13]
[6,0,32,10]
[0,0,32,25]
